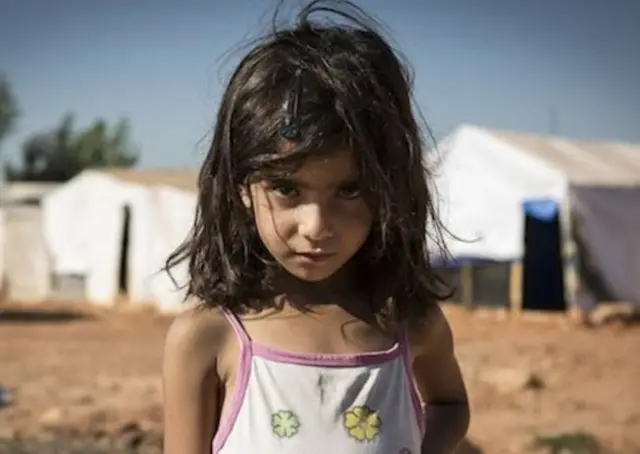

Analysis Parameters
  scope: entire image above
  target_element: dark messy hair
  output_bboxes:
[166,0,451,320]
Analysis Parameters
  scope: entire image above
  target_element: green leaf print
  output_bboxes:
[271,410,301,438]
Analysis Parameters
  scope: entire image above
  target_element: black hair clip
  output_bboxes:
[279,68,303,141]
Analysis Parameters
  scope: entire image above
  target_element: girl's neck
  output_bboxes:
[268,265,361,308]
[252,266,388,331]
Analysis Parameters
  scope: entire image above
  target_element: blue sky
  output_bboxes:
[1,0,639,168]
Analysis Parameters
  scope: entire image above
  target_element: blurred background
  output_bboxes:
[1,1,639,453]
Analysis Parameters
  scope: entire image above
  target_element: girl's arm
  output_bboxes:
[162,309,228,454]
[411,305,470,454]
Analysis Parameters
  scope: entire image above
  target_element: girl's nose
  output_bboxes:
[298,203,333,242]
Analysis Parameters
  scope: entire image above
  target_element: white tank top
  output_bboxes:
[212,309,425,453]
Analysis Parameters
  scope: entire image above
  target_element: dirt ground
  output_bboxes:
[0,302,639,454]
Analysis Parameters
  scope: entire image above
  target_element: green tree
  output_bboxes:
[5,113,139,182]
[0,73,19,149]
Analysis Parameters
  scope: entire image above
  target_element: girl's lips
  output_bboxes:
[295,252,335,262]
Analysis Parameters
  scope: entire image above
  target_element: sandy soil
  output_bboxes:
[0,302,638,454]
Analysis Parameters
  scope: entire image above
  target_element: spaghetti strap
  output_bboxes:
[399,321,426,432]
[220,308,252,349]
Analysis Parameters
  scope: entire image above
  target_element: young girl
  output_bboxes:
[162,1,470,453]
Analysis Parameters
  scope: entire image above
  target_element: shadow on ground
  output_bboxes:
[0,308,92,324]
[600,311,640,328]
[531,431,603,454]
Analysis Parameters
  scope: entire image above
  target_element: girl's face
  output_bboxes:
[245,148,372,283]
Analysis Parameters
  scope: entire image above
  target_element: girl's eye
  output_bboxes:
[271,183,299,199]
[337,184,361,200]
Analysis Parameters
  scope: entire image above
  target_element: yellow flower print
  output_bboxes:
[271,410,301,438]
[343,405,382,442]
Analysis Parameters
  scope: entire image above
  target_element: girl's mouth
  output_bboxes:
[295,251,335,263]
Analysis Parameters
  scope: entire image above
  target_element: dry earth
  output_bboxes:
[1,302,638,454]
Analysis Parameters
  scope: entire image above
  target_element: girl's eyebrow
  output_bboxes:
[263,176,307,189]
[264,176,296,185]
[264,175,360,190]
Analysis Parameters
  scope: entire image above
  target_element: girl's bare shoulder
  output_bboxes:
[163,302,234,375]
[406,303,454,358]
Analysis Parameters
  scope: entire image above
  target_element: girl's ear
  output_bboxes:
[239,185,252,209]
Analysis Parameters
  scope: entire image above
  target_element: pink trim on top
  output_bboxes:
[252,340,401,367]
[221,308,251,347]
[400,324,426,435]
[212,309,253,454]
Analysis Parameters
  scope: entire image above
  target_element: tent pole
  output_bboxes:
[461,263,475,310]
[509,261,523,314]
[560,191,579,316]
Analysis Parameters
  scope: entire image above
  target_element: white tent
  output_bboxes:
[2,206,51,302]
[0,182,60,303]
[432,124,640,305]
[41,169,198,312]
[144,185,197,313]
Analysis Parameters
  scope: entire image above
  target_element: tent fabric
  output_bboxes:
[3,207,50,302]
[571,187,640,304]
[486,127,640,187]
[42,172,131,303]
[431,125,567,261]
[432,125,640,259]
[42,170,196,312]
[143,186,196,312]
[100,168,197,192]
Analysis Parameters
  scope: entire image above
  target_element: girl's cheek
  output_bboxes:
[339,200,372,225]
